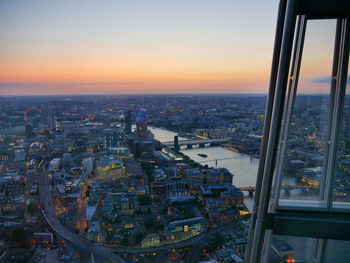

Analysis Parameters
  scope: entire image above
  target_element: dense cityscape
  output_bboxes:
[0,94,348,263]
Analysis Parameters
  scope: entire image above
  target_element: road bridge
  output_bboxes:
[163,138,229,149]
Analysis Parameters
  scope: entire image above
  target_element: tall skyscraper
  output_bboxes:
[25,123,35,139]
[136,108,148,141]
[104,129,119,148]
[46,108,56,130]
[124,110,132,134]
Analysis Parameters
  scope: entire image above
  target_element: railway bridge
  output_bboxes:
[163,138,229,150]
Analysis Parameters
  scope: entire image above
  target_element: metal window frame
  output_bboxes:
[275,17,339,211]
[247,0,298,261]
[245,1,350,262]
[273,17,350,212]
[245,0,288,261]
[271,14,310,211]
[328,18,350,212]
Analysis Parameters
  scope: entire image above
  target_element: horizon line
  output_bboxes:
[0,92,337,97]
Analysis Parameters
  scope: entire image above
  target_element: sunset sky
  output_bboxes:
[0,0,338,95]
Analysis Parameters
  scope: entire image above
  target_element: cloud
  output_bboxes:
[0,80,268,95]
[312,76,350,84]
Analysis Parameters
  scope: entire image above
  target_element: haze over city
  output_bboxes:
[1,1,350,262]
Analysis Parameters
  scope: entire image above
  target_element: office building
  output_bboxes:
[165,217,206,241]
[185,168,234,189]
[25,124,34,139]
[141,233,160,248]
[14,149,25,161]
[95,156,126,181]
[136,108,148,141]
[124,110,132,134]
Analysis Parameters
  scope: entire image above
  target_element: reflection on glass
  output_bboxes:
[333,56,350,208]
[278,20,336,206]
[324,239,350,262]
[267,236,350,263]
[267,235,318,263]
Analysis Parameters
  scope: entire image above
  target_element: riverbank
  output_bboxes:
[150,127,259,184]
[148,126,259,211]
[150,124,259,156]
[149,122,193,137]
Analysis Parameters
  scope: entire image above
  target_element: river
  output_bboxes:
[149,127,350,260]
[149,126,258,210]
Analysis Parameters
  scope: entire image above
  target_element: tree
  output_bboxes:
[27,201,38,215]
[182,207,195,219]
[140,161,153,176]
[137,194,152,206]
[12,228,25,244]
[140,161,154,182]
[133,232,146,245]
[121,233,129,246]
[144,218,163,233]
[203,210,210,220]
[114,216,121,223]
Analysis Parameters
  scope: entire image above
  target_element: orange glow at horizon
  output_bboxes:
[0,1,337,95]
[0,50,270,84]
[0,0,279,95]
[0,53,271,94]
[0,79,271,95]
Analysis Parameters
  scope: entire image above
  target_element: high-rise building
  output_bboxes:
[14,149,25,161]
[62,153,73,169]
[103,129,119,148]
[46,116,56,130]
[25,123,35,139]
[124,110,132,134]
[46,108,56,130]
[136,108,148,141]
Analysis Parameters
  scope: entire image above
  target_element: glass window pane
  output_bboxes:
[333,54,350,209]
[324,239,350,262]
[277,19,337,208]
[266,235,319,263]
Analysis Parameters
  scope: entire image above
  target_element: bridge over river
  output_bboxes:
[163,138,229,149]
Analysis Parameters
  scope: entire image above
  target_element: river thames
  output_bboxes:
[149,126,259,210]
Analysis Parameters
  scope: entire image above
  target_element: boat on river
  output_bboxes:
[225,147,240,153]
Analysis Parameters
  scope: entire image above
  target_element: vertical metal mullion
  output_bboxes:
[327,18,350,211]
[261,15,307,263]
[245,0,287,261]
[318,239,326,263]
[260,230,273,263]
[249,0,297,262]
[324,19,343,210]
[270,15,307,212]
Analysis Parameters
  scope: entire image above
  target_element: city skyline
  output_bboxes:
[0,0,337,95]
[0,1,349,262]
